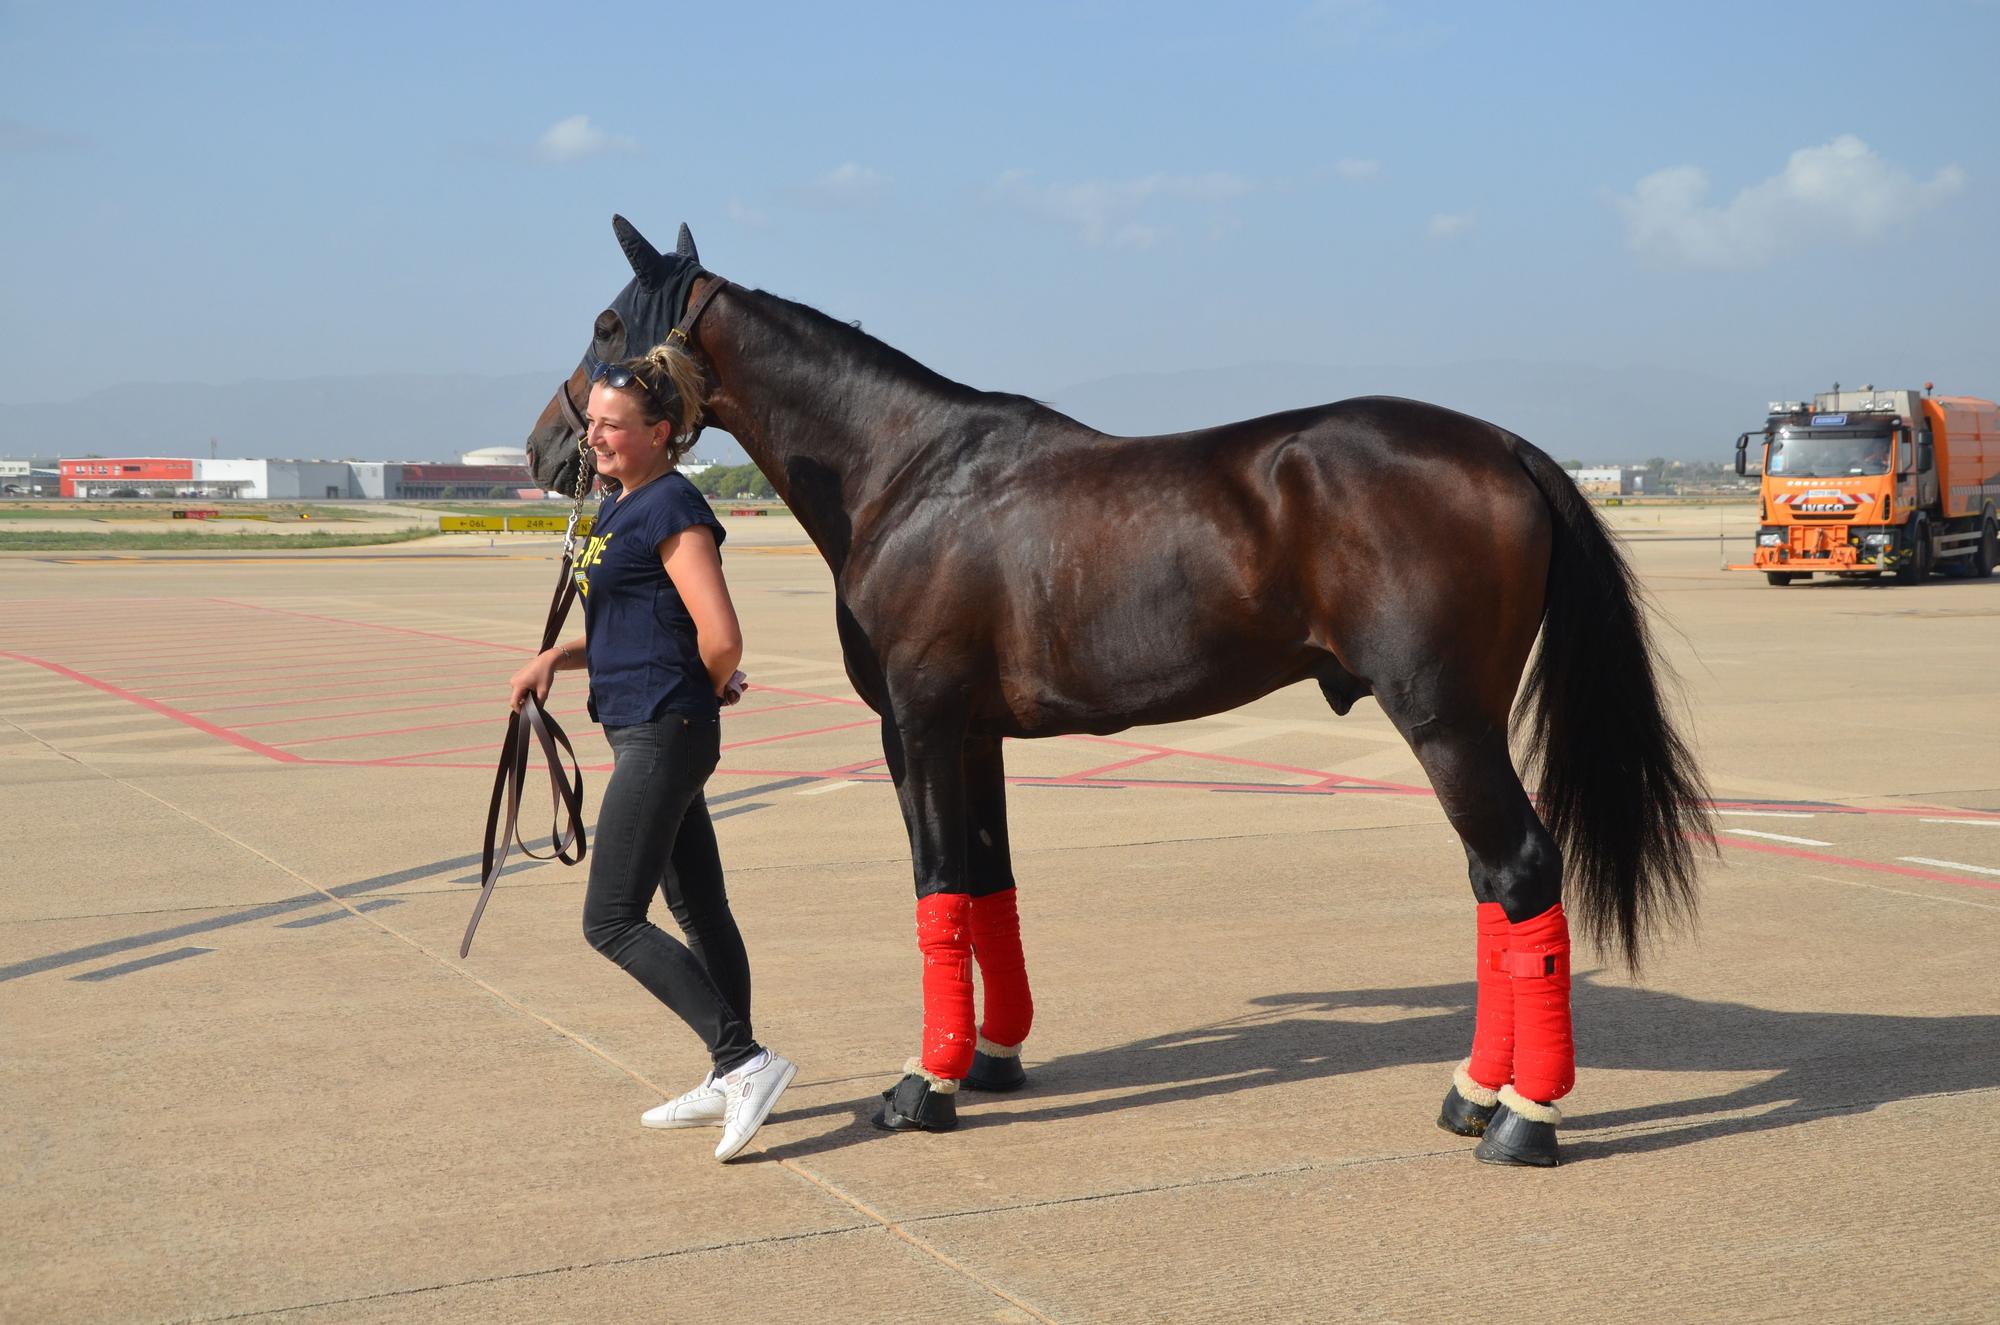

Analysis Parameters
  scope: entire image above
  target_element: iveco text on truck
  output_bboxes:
[1733,386,1998,584]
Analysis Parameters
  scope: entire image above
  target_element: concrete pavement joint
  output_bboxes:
[158,1222,884,1324]
[1797,872,2000,911]
[772,1158,1062,1325]
[888,1083,2000,1234]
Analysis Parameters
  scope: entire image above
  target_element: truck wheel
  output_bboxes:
[1976,514,1998,579]
[1897,516,1932,584]
[1765,572,1799,586]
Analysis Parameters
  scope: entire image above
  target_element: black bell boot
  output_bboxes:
[1438,1083,1499,1137]
[963,1042,1027,1093]
[873,1063,959,1132]
[1471,1087,1562,1166]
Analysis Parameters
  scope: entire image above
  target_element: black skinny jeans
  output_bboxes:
[583,713,760,1075]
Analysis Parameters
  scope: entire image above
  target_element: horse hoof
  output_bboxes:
[1437,1084,1498,1137]
[962,1050,1027,1093]
[1472,1104,1560,1167]
[872,1072,959,1132]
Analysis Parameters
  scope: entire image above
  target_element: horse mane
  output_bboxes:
[748,288,1062,422]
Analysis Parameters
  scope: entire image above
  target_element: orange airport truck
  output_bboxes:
[1733,385,1999,585]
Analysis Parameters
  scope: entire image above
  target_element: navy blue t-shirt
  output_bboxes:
[574,473,728,724]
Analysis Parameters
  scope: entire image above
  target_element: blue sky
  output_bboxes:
[4,0,1996,413]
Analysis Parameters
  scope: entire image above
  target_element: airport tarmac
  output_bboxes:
[2,509,1996,1323]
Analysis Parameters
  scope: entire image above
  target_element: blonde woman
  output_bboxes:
[509,344,794,1163]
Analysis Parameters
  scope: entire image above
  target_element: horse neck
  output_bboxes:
[697,284,971,565]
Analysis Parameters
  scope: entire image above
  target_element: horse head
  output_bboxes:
[522,216,707,495]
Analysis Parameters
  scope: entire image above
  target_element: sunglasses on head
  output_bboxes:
[588,360,653,394]
[584,357,691,436]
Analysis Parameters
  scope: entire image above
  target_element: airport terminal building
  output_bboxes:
[55,456,538,500]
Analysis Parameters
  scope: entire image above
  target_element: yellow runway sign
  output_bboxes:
[434,515,594,534]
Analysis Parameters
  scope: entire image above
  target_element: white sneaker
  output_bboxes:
[714,1052,797,1162]
[641,1073,725,1129]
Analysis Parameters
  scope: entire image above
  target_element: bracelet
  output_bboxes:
[553,645,571,667]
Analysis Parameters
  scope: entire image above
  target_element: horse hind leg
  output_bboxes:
[1388,707,1573,1167]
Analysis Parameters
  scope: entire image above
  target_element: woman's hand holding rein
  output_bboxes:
[508,635,587,712]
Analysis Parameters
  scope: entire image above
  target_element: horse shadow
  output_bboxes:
[759,974,2000,1164]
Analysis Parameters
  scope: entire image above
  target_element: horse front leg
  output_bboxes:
[873,712,977,1134]
[962,736,1033,1093]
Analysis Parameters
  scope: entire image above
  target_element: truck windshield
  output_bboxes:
[1766,430,1892,477]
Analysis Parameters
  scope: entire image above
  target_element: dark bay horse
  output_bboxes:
[522,217,1711,1165]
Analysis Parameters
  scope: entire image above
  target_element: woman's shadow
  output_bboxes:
[760,975,2000,1164]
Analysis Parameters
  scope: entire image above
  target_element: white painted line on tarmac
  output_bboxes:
[1716,810,1819,819]
[1719,828,1834,847]
[1898,856,2000,878]
[1918,818,2000,828]
[799,779,860,796]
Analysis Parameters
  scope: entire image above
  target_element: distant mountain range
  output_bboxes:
[0,359,1767,468]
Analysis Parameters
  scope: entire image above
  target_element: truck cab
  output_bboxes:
[1735,387,1998,585]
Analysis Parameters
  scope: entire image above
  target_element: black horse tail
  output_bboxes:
[1509,439,1712,968]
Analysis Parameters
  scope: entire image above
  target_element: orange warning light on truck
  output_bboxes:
[1732,386,1999,585]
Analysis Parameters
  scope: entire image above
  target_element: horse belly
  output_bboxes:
[988,552,1319,737]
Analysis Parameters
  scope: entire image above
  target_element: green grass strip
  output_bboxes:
[0,529,436,552]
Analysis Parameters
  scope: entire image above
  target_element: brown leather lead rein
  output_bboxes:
[461,444,594,958]
[459,551,587,957]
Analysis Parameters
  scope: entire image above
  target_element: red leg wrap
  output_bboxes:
[1467,902,1514,1090]
[969,888,1034,1048]
[1506,903,1575,1103]
[915,893,976,1080]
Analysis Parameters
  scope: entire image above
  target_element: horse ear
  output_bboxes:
[611,215,664,281]
[676,223,699,263]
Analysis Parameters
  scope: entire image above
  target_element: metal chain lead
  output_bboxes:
[559,429,591,560]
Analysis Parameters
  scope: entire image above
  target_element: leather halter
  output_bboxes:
[664,275,731,441]
[555,274,732,449]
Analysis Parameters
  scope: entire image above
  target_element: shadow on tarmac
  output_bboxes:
[759,975,2000,1165]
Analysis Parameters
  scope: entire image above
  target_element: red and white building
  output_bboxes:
[59,457,196,498]
[54,457,538,500]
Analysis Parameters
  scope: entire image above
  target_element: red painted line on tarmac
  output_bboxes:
[231,696,498,729]
[723,697,839,719]
[16,633,377,668]
[366,726,612,764]
[720,719,880,752]
[208,598,532,655]
[152,659,513,703]
[0,650,303,762]
[82,643,474,683]
[1060,732,1431,794]
[271,706,590,748]
[749,683,869,707]
[1702,834,2000,892]
[185,679,499,716]
[1058,750,1173,782]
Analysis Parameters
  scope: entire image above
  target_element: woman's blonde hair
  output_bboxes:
[604,342,709,466]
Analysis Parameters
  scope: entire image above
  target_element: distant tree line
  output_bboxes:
[688,462,775,500]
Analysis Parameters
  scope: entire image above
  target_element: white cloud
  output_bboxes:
[1427,211,1474,239]
[1332,158,1380,181]
[533,114,638,164]
[988,169,1253,247]
[726,197,770,230]
[1614,135,1965,270]
[794,162,892,210]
